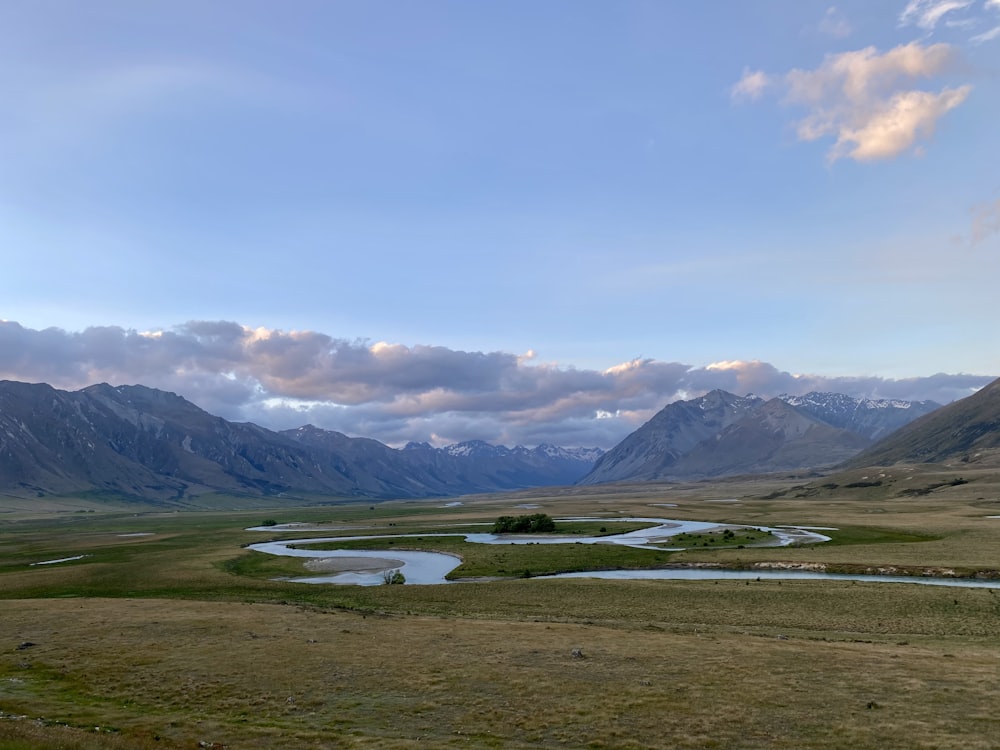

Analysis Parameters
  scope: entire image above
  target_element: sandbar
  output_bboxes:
[304,556,405,574]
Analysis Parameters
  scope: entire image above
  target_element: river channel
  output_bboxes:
[246,518,1000,589]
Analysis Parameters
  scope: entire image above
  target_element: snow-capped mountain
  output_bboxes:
[580,390,764,484]
[437,440,603,463]
[402,440,604,490]
[442,440,514,458]
[580,389,940,485]
[537,444,606,463]
[778,392,940,441]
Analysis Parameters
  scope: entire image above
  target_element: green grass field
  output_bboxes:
[2,474,1000,748]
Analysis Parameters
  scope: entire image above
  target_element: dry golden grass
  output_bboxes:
[3,596,1000,749]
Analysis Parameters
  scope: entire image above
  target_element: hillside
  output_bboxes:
[845,376,1000,467]
[581,390,762,484]
[581,390,938,485]
[666,397,870,478]
[0,381,601,504]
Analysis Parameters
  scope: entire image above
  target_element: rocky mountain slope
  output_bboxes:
[580,390,940,484]
[579,390,762,484]
[0,381,602,503]
[780,392,940,441]
[665,397,871,478]
[844,376,1000,467]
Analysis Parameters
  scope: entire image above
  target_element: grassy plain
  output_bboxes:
[2,469,1000,748]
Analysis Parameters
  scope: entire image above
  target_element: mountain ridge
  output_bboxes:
[0,380,602,503]
[580,389,941,485]
[3,378,979,503]
[843,376,1000,467]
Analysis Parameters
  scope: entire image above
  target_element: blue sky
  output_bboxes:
[1,1,999,447]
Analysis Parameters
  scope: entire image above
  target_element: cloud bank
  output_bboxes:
[0,320,992,449]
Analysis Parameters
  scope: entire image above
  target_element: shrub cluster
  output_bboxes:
[492,513,556,534]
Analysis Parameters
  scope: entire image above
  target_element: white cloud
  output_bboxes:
[730,68,771,101]
[827,86,970,161]
[784,43,957,104]
[899,0,975,30]
[779,42,970,162]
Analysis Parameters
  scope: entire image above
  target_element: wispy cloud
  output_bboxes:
[0,320,992,448]
[899,0,1000,43]
[973,0,1000,43]
[899,0,975,30]
[819,6,853,38]
[738,41,971,162]
[970,23,1000,43]
[971,198,1000,243]
[2,59,309,160]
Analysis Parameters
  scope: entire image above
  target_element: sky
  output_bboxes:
[1,1,999,448]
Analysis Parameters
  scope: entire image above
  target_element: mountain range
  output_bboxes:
[0,381,601,503]
[579,390,941,484]
[4,377,997,505]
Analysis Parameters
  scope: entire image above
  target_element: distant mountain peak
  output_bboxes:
[403,441,434,451]
[845,376,1000,467]
[581,388,939,485]
[777,392,940,441]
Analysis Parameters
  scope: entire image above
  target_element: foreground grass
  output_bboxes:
[1,486,1000,748]
[3,593,1000,749]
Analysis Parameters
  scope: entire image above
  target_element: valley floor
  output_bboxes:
[2,474,999,748]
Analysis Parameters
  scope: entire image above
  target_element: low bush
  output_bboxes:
[382,569,406,585]
[493,513,556,534]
